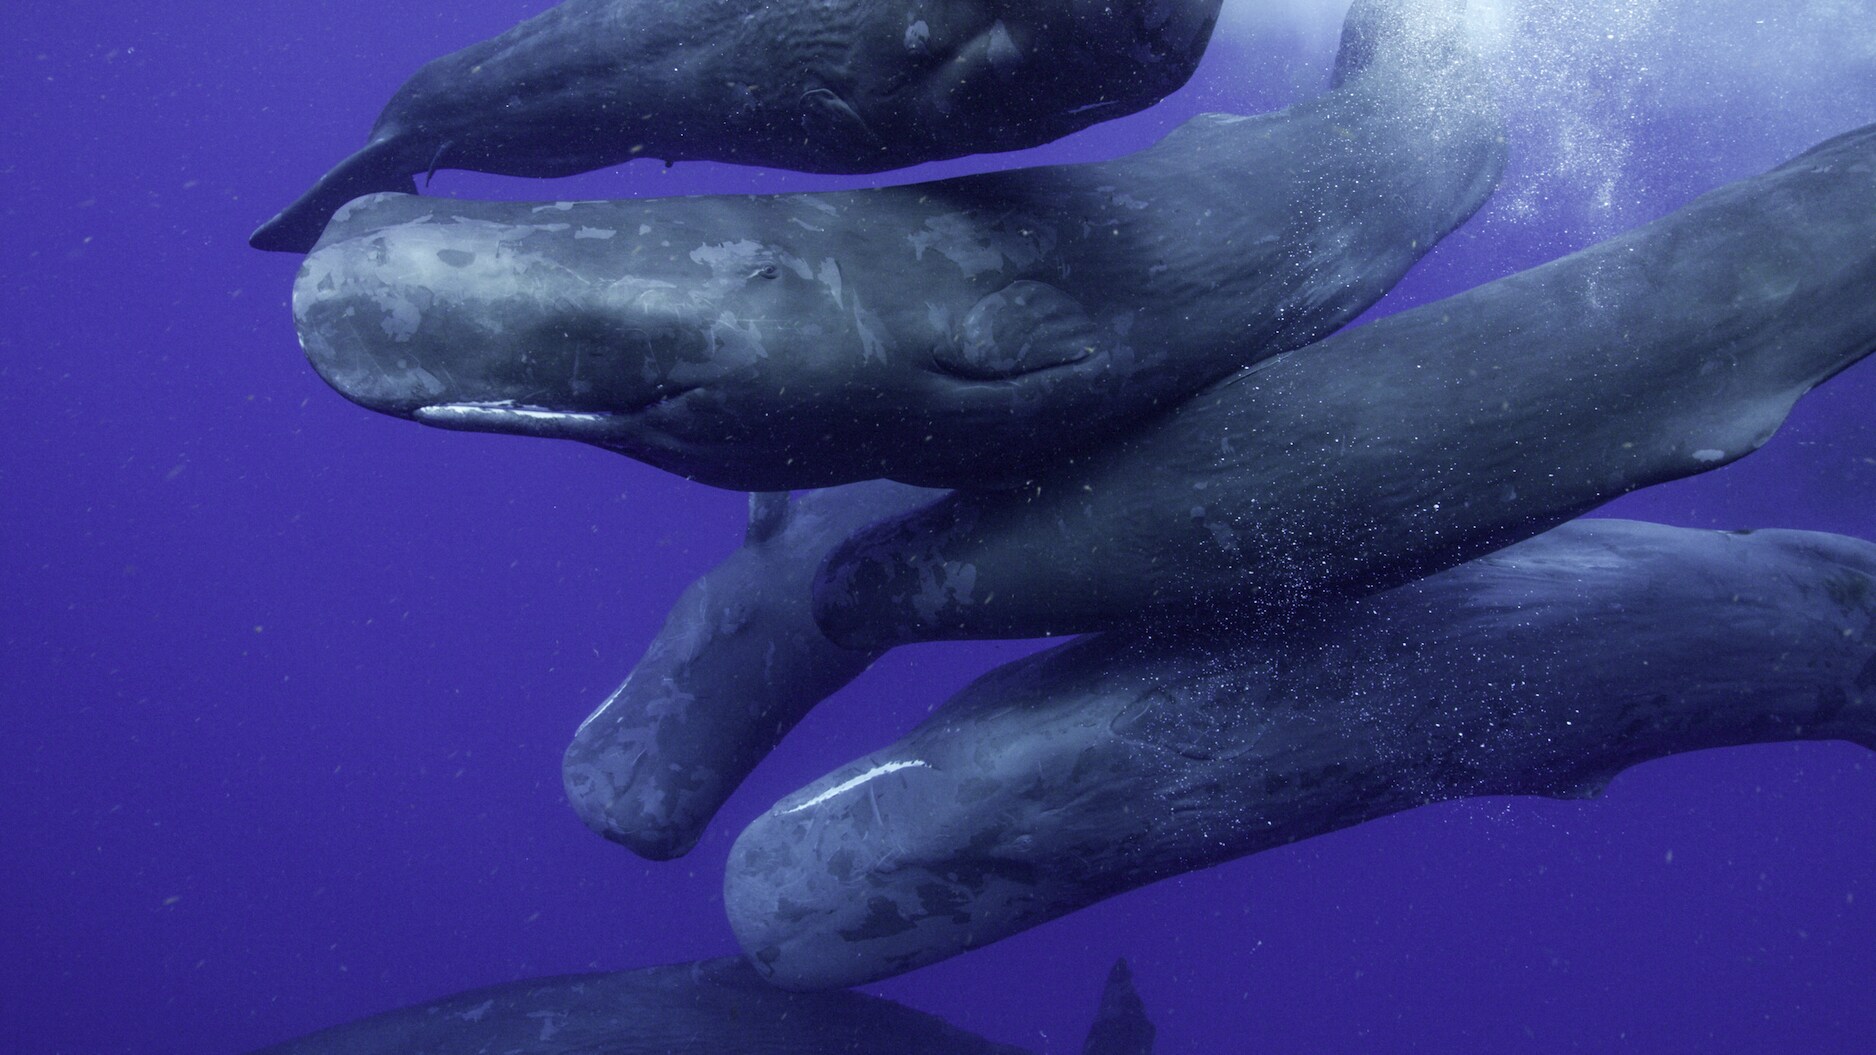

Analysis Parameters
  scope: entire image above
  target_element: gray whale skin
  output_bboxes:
[815,120,1876,648]
[730,519,1876,990]
[290,0,1502,491]
[250,0,1226,253]
[244,956,1152,1055]
[564,481,942,860]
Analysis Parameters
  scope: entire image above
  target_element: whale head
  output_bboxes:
[292,196,893,488]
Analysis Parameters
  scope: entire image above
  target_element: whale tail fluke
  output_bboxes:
[1081,959,1156,1055]
[249,137,416,254]
[1331,0,1469,89]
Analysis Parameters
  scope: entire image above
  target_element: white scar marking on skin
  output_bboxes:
[780,760,928,814]
[456,1000,494,1023]
[1693,449,1725,462]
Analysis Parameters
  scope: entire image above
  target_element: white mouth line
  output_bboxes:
[416,402,622,425]
[780,760,929,815]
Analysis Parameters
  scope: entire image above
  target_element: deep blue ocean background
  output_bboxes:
[5,1,1876,1051]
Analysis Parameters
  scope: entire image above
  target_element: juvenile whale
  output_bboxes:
[250,0,1226,253]
[291,0,1504,490]
[564,481,942,861]
[813,121,1876,648]
[730,520,1876,990]
[245,956,1152,1054]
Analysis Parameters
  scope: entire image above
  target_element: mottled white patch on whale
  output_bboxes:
[369,289,423,342]
[456,1000,495,1023]
[818,259,845,308]
[907,213,1055,279]
[904,19,930,53]
[690,239,783,286]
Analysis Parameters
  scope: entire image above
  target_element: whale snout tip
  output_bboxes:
[563,750,706,861]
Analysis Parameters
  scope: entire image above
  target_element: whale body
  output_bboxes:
[245,956,1151,1054]
[291,0,1503,490]
[250,0,1226,253]
[813,121,1876,648]
[731,520,1876,989]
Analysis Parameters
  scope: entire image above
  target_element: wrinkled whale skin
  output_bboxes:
[564,481,943,861]
[730,520,1876,989]
[291,3,1504,491]
[251,0,1227,253]
[244,957,1031,1054]
[814,122,1876,648]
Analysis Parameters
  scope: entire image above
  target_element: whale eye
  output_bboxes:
[752,264,780,280]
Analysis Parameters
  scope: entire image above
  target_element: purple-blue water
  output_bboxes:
[5,2,1874,1052]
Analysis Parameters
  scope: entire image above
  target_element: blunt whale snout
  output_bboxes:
[292,195,849,458]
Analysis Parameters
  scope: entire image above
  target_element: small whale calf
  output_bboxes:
[813,121,1876,648]
[729,520,1876,989]
[245,956,1152,1054]
[291,0,1503,490]
[563,481,942,860]
[250,0,1226,253]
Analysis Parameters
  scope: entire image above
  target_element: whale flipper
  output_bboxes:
[250,137,415,254]
[938,281,1109,381]
[746,491,794,545]
[801,87,887,156]
[1082,959,1156,1055]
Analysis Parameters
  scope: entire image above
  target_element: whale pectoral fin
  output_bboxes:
[934,280,1110,382]
[801,88,886,155]
[745,491,793,545]
[250,136,417,254]
[1082,959,1156,1055]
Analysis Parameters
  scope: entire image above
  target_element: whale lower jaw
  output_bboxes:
[415,402,633,442]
